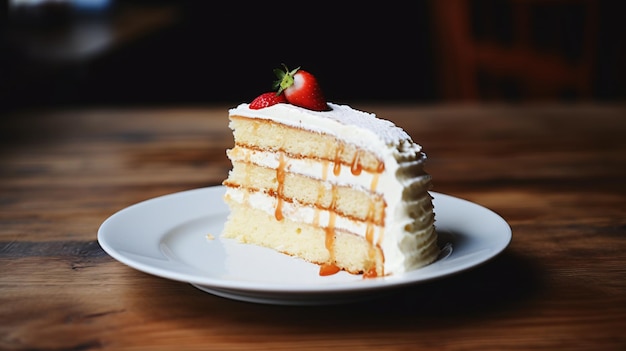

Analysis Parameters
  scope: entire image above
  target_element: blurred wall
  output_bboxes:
[1,1,436,110]
[1,0,624,112]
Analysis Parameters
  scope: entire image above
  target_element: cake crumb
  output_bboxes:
[206,234,215,241]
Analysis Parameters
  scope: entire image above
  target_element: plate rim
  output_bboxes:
[97,186,512,296]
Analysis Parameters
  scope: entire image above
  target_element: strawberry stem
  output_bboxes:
[273,64,300,95]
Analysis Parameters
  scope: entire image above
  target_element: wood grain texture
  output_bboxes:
[1,104,625,350]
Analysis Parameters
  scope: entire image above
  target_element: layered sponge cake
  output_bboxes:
[221,101,439,278]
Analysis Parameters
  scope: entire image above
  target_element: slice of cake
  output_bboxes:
[221,66,438,278]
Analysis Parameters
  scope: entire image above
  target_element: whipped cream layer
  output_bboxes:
[225,188,386,242]
[227,102,435,275]
[227,147,426,194]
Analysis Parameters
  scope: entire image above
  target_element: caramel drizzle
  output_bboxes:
[365,201,376,245]
[319,185,340,276]
[321,159,329,181]
[274,152,286,221]
[351,150,363,175]
[320,146,388,277]
[333,144,344,176]
[367,159,385,278]
[264,144,385,277]
[361,199,380,279]
[313,209,320,227]
[334,145,384,176]
[315,160,329,227]
[377,160,385,173]
[370,173,380,192]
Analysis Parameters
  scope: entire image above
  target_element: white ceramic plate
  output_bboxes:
[98,186,512,305]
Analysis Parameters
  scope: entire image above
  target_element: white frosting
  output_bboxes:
[227,102,433,275]
[229,103,422,158]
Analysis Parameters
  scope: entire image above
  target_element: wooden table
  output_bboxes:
[1,104,625,350]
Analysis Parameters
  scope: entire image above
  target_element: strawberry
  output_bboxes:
[249,92,287,109]
[273,65,330,111]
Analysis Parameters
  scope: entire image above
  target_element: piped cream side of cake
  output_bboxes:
[223,102,438,275]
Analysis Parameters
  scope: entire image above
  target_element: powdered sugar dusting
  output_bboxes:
[325,103,411,144]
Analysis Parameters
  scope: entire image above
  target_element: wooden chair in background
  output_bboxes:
[431,0,598,101]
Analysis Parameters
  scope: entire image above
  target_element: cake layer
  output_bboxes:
[224,187,386,244]
[229,115,385,173]
[222,200,385,276]
[228,103,419,156]
[223,160,386,224]
[226,146,383,192]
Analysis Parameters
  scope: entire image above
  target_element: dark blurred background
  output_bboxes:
[1,0,624,113]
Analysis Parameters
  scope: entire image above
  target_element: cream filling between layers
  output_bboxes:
[228,146,428,193]
[225,187,385,243]
[228,147,381,192]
